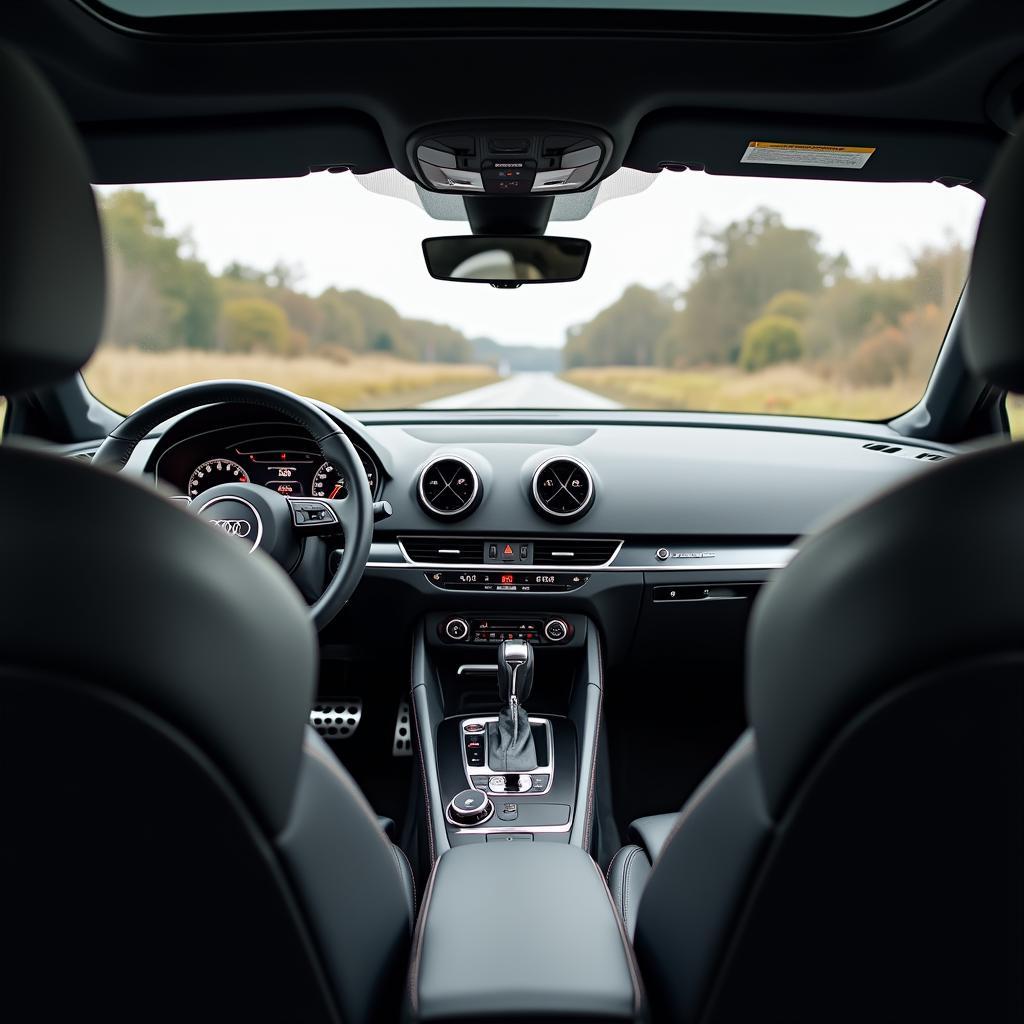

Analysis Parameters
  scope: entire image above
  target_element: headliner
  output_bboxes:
[1,0,1021,191]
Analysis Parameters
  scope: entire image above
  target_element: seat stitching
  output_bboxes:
[589,856,645,1016]
[407,858,441,1014]
[410,691,436,863]
[621,846,640,920]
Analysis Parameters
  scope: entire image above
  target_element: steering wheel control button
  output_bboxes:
[196,495,264,553]
[445,617,470,641]
[289,498,338,529]
[445,788,494,828]
[544,619,569,642]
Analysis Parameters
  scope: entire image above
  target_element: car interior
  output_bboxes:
[2,1,1023,1021]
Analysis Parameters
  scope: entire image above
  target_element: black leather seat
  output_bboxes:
[609,134,1024,1021]
[0,46,413,1023]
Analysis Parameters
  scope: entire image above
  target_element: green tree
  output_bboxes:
[219,298,291,354]
[101,189,217,350]
[763,289,812,321]
[739,315,803,372]
[563,285,672,368]
[661,208,835,366]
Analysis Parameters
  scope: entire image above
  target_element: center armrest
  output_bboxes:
[407,843,644,1022]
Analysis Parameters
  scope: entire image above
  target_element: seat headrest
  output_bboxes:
[0,46,105,395]
[747,441,1024,818]
[965,123,1024,391]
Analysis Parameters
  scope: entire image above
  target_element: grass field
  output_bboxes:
[82,347,498,413]
[564,364,929,422]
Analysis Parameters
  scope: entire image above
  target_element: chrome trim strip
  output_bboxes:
[460,716,555,798]
[397,538,624,569]
[456,664,499,675]
[365,556,794,573]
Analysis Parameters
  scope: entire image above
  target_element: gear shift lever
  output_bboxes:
[489,640,538,773]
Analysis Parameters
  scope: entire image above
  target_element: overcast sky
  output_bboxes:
[99,170,983,349]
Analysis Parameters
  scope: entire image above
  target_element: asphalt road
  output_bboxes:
[420,371,622,410]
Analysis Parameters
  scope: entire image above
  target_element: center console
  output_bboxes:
[406,596,640,1019]
[410,609,603,858]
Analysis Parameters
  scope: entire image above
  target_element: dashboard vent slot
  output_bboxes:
[401,536,481,564]
[862,442,903,454]
[531,456,595,521]
[417,456,481,519]
[915,452,946,462]
[533,539,620,566]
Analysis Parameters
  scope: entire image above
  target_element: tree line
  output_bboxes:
[100,189,474,363]
[564,206,969,387]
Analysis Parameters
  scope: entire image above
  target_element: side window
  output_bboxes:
[1007,394,1024,439]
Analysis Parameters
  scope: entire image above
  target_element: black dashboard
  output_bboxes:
[129,400,963,673]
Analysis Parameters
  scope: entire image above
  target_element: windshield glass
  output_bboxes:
[85,171,982,419]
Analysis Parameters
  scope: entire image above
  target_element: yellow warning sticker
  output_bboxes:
[740,141,876,170]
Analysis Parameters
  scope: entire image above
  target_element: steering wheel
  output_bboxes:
[92,380,374,630]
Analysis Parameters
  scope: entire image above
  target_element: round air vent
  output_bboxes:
[531,457,595,521]
[417,456,481,519]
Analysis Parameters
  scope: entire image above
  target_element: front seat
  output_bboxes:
[0,47,413,1023]
[608,140,1024,1019]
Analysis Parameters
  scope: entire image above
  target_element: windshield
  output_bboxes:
[85,170,982,419]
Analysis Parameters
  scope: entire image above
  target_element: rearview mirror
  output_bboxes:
[422,235,590,286]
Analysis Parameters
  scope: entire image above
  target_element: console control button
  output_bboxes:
[445,788,494,827]
[530,774,550,792]
[486,833,534,842]
[497,802,519,821]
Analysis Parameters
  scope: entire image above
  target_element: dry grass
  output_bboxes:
[563,364,925,421]
[83,347,498,413]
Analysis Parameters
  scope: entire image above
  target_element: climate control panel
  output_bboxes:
[439,616,573,646]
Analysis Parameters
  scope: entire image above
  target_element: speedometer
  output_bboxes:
[312,453,377,499]
[188,458,249,498]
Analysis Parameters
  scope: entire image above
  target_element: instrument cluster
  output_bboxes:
[156,428,381,502]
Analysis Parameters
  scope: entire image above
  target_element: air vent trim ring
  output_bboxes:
[531,456,595,521]
[417,454,482,519]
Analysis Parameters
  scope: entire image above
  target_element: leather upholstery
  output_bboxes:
[606,812,678,938]
[0,46,413,1023]
[966,118,1024,390]
[0,45,104,393]
[617,443,1024,1021]
[628,812,678,862]
[409,843,644,1021]
[747,439,1024,818]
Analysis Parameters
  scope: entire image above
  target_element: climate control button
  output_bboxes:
[445,617,470,641]
[544,619,568,642]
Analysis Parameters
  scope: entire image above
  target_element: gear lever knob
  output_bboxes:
[496,639,534,707]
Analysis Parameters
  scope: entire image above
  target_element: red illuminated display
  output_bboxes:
[501,574,515,585]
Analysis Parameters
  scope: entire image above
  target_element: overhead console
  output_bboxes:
[409,121,613,197]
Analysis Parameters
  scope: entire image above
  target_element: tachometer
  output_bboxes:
[188,458,250,498]
[312,453,377,499]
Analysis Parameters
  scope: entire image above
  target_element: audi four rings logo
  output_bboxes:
[210,519,252,538]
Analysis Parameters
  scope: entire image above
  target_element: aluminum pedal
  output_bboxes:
[393,699,413,757]
[309,699,362,740]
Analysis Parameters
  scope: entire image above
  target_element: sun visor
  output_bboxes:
[625,110,1002,188]
[82,111,390,184]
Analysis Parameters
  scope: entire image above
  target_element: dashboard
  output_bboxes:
[134,401,961,666]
